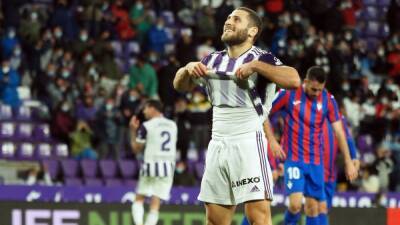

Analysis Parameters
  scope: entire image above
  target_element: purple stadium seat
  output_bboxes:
[53,143,69,158]
[0,122,16,139]
[80,159,98,178]
[15,106,32,121]
[64,177,83,186]
[363,0,377,5]
[105,178,123,187]
[118,160,138,179]
[84,178,103,186]
[357,135,374,153]
[377,0,391,6]
[123,179,137,188]
[110,41,123,57]
[194,162,205,179]
[0,104,12,120]
[15,123,33,140]
[35,143,52,158]
[99,160,117,178]
[161,10,175,26]
[17,142,35,159]
[33,123,50,140]
[127,41,140,55]
[61,159,79,178]
[42,159,59,180]
[365,21,380,37]
[361,6,379,20]
[0,142,16,158]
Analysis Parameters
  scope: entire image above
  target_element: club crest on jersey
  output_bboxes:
[317,103,322,111]
[231,177,260,188]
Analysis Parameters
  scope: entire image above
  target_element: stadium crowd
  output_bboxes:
[0,0,399,194]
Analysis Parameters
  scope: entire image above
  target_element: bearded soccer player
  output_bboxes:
[173,6,300,225]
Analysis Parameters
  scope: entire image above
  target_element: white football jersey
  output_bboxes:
[136,116,177,177]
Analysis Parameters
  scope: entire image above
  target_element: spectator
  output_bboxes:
[69,120,97,159]
[387,0,400,35]
[111,0,135,41]
[94,97,122,159]
[128,56,158,98]
[0,59,21,108]
[176,28,197,66]
[359,166,380,193]
[157,54,180,113]
[50,100,76,144]
[50,0,78,41]
[174,97,191,162]
[147,17,169,55]
[75,95,98,124]
[195,6,217,41]
[373,146,394,191]
[25,165,53,186]
[130,0,153,44]
[1,27,20,59]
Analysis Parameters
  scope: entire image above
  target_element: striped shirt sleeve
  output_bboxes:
[258,51,283,66]
[270,89,289,115]
[327,94,340,123]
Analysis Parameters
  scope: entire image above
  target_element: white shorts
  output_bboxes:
[136,175,174,201]
[198,131,274,205]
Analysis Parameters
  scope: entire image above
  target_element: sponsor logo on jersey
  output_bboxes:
[231,177,260,188]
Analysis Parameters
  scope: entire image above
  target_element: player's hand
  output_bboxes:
[352,159,360,171]
[235,61,255,80]
[185,62,207,78]
[345,160,358,182]
[129,116,140,131]
[270,139,286,160]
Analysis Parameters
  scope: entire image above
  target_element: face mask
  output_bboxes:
[62,70,70,78]
[2,66,10,74]
[129,96,137,102]
[156,24,164,30]
[367,99,374,104]
[85,54,93,63]
[8,30,16,38]
[293,15,301,23]
[105,104,113,111]
[88,67,97,76]
[378,48,385,56]
[136,3,143,10]
[257,10,265,18]
[14,48,21,56]
[382,97,388,104]
[176,165,185,174]
[345,32,352,41]
[54,30,62,38]
[193,95,202,103]
[47,70,55,77]
[80,34,88,42]
[31,12,38,20]
[61,104,70,112]
[102,3,109,10]
[343,83,350,91]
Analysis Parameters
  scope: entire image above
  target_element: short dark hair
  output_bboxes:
[237,7,262,41]
[145,99,163,112]
[306,66,327,83]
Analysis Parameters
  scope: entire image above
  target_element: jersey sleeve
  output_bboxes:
[270,89,289,115]
[200,54,212,66]
[327,94,340,123]
[136,124,147,144]
[342,117,358,159]
[258,51,284,66]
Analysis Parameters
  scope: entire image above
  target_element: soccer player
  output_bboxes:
[173,6,301,225]
[318,115,359,225]
[129,100,177,225]
[269,66,358,225]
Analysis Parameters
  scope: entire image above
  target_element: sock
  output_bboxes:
[319,213,329,225]
[132,202,144,225]
[284,210,300,225]
[305,216,319,225]
[144,210,159,225]
[241,216,250,225]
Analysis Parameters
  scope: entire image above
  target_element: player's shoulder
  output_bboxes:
[252,47,283,65]
[324,89,336,100]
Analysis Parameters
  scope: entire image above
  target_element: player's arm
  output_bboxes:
[129,116,145,154]
[173,60,208,92]
[328,95,358,181]
[263,119,286,159]
[342,118,360,170]
[250,61,300,89]
[235,53,300,89]
[270,89,289,115]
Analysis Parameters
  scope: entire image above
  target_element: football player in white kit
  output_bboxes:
[173,6,300,225]
[129,100,177,225]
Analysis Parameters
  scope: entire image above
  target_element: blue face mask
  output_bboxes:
[106,104,113,111]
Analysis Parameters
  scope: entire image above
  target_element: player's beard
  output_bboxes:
[221,27,248,46]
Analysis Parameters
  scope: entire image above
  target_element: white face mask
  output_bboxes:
[31,12,38,20]
[54,30,63,38]
[106,104,113,111]
[343,83,350,91]
[2,66,10,74]
[14,48,21,56]
[61,104,70,112]
[62,70,70,78]
[80,34,88,42]
[8,30,16,38]
[136,3,143,10]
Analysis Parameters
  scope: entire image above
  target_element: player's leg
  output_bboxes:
[132,194,146,225]
[144,196,161,225]
[304,164,325,225]
[285,192,303,225]
[304,197,319,225]
[284,161,305,225]
[205,203,236,225]
[318,181,336,225]
[245,199,273,225]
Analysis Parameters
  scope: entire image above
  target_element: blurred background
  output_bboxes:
[0,0,399,224]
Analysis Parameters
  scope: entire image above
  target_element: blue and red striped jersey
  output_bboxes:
[322,116,358,182]
[270,86,340,165]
